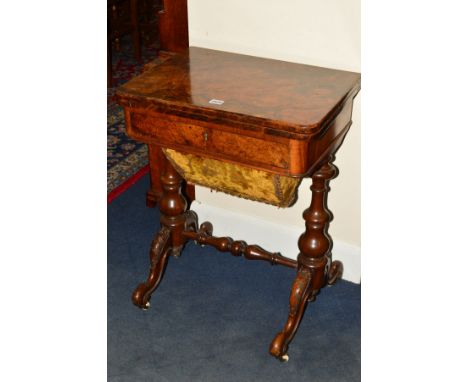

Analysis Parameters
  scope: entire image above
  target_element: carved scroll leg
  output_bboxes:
[133,157,193,308]
[132,226,171,309]
[270,158,342,361]
[269,267,312,361]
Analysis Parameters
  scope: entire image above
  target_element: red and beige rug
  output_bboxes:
[107,38,158,203]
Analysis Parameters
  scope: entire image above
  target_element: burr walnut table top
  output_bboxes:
[116,47,360,137]
[116,47,360,179]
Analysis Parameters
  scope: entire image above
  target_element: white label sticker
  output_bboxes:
[209,99,225,105]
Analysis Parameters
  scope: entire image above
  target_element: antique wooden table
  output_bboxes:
[116,47,360,361]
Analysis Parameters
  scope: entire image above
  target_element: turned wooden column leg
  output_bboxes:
[146,145,196,209]
[132,158,191,309]
[269,158,343,361]
[146,145,166,208]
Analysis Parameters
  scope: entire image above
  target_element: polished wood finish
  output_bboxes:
[131,225,171,309]
[132,158,190,308]
[127,109,292,174]
[158,0,189,53]
[140,59,195,208]
[145,144,165,207]
[117,47,360,177]
[117,48,359,136]
[145,144,195,208]
[116,47,360,361]
[182,222,297,268]
[269,158,343,360]
[142,3,188,207]
[157,155,188,255]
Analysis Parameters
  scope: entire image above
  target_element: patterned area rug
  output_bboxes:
[107,104,149,198]
[107,36,159,202]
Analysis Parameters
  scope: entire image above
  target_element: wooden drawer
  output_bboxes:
[126,109,291,171]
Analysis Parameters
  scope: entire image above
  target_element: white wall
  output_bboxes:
[187,0,361,282]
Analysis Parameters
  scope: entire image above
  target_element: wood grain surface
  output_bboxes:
[117,47,360,136]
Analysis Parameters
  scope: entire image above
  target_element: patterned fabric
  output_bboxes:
[164,149,302,207]
[107,36,158,195]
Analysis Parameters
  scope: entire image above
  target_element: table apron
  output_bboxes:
[124,102,354,177]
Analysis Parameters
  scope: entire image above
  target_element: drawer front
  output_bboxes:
[127,109,291,171]
[208,129,290,169]
[128,110,207,149]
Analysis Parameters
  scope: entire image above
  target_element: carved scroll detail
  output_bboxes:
[132,226,171,309]
[269,267,312,360]
[132,159,190,309]
[270,158,344,361]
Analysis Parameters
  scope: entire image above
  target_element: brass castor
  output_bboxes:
[280,354,289,362]
[142,301,150,310]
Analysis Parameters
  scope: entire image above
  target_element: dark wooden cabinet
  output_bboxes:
[158,0,189,53]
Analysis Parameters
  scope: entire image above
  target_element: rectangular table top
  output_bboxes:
[116,47,360,137]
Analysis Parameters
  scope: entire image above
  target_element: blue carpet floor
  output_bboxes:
[108,175,361,381]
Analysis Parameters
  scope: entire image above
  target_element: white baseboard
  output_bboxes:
[191,202,361,284]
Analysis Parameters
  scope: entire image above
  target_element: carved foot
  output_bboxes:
[327,260,343,285]
[269,268,312,360]
[132,226,171,309]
